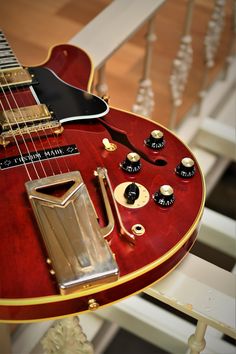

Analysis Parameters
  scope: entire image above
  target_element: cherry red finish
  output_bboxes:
[0,45,205,322]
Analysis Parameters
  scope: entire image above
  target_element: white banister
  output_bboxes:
[196,117,236,161]
[69,0,165,70]
[144,253,236,339]
[199,207,236,258]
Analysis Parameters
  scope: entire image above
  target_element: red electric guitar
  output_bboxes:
[0,30,205,322]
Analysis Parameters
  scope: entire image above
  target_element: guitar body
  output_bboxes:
[0,44,205,322]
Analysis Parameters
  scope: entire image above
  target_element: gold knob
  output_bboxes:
[151,130,163,139]
[88,299,99,311]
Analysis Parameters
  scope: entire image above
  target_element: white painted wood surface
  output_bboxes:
[197,118,236,161]
[145,253,236,339]
[69,0,165,69]
[199,207,236,258]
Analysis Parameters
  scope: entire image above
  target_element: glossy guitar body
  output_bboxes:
[0,43,205,322]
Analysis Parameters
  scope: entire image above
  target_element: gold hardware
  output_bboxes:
[102,95,110,104]
[131,224,145,236]
[0,104,51,130]
[127,152,140,163]
[114,182,149,209]
[0,67,32,87]
[151,130,163,139]
[160,185,174,196]
[98,168,136,244]
[95,167,115,238]
[25,171,119,295]
[102,138,117,151]
[50,269,55,275]
[46,258,52,264]
[0,121,63,146]
[88,299,99,311]
[181,157,194,168]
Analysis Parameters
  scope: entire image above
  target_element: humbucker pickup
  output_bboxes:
[0,104,63,147]
[0,67,32,87]
[0,104,52,131]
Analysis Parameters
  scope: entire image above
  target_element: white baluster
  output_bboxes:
[169,0,195,130]
[197,0,226,116]
[222,0,236,79]
[41,316,94,354]
[132,15,156,117]
[95,64,108,98]
[187,320,207,354]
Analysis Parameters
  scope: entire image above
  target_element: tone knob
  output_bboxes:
[120,152,141,173]
[176,157,195,178]
[153,185,175,207]
[124,182,140,204]
[145,130,165,150]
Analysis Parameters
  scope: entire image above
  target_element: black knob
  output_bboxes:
[124,183,140,204]
[120,152,141,173]
[176,157,195,178]
[145,130,165,150]
[153,185,175,207]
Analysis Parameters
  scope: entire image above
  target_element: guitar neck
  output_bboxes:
[0,30,21,69]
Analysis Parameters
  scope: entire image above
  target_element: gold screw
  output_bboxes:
[88,299,100,311]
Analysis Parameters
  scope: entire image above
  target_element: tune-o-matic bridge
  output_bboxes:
[25,169,119,295]
[0,104,63,147]
[0,67,33,87]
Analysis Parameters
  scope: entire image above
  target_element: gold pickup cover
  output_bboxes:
[0,104,52,131]
[25,170,119,295]
[0,67,32,87]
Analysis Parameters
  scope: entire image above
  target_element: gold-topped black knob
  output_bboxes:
[153,185,175,207]
[120,152,141,173]
[176,157,195,178]
[145,130,165,150]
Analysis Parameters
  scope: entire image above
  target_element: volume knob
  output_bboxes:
[176,157,195,178]
[120,152,141,173]
[153,185,175,207]
[145,130,165,150]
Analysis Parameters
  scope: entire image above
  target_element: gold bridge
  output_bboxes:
[0,66,32,87]
[25,169,119,295]
[0,104,63,147]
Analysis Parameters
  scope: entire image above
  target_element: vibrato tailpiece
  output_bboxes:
[25,170,119,295]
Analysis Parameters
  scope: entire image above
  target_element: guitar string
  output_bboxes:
[0,34,44,179]
[0,73,47,180]
[0,32,70,179]
[10,81,57,177]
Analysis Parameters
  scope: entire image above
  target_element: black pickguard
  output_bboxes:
[29,67,108,122]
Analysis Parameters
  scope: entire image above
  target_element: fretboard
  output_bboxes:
[0,30,20,70]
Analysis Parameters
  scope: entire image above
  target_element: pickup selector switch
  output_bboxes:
[153,185,175,207]
[120,152,141,173]
[124,182,140,204]
[145,130,165,150]
[176,157,195,178]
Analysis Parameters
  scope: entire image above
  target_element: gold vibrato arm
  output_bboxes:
[95,167,136,244]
